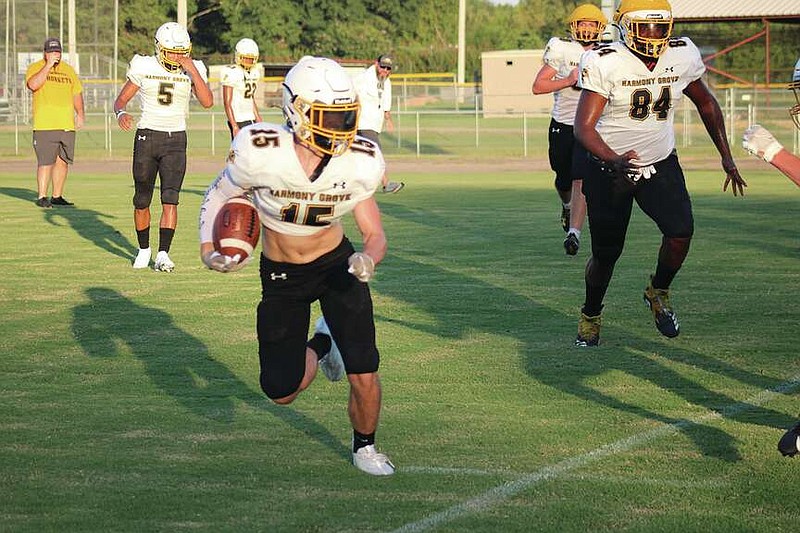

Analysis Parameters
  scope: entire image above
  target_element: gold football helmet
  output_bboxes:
[614,0,673,58]
[568,4,607,43]
[282,56,360,157]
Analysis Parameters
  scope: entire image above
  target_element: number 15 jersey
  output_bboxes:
[578,37,705,166]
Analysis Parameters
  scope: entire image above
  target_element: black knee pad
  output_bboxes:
[161,188,180,205]
[133,185,154,209]
[593,242,624,266]
[259,370,302,400]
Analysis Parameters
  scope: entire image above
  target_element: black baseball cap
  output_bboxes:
[44,37,62,53]
[377,54,393,69]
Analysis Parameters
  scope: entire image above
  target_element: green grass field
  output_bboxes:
[1,160,799,531]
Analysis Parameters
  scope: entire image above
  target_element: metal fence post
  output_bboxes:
[211,113,215,156]
[523,112,528,157]
[415,112,420,158]
[475,94,479,148]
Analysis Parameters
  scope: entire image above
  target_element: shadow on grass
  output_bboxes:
[0,186,135,262]
[71,287,349,459]
[374,224,793,463]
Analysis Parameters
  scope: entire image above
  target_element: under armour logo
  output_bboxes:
[137,135,147,141]
[332,181,346,189]
[663,66,674,73]
[270,272,287,280]
[551,128,561,133]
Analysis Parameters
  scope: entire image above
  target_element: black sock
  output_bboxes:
[353,430,375,453]
[307,333,332,360]
[158,227,175,253]
[136,227,150,249]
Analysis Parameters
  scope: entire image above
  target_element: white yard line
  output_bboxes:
[391,375,800,533]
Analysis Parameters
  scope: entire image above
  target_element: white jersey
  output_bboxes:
[793,57,800,82]
[578,37,705,166]
[126,54,208,132]
[221,64,260,122]
[200,124,384,241]
[354,65,392,133]
[542,37,586,125]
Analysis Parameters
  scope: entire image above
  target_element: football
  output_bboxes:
[213,197,261,262]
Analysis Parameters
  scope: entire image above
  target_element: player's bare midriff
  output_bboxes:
[261,222,344,265]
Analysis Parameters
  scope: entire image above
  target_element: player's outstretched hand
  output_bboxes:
[742,125,784,163]
[203,251,250,273]
[348,252,375,283]
[722,159,746,197]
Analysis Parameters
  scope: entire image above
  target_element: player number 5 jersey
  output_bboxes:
[578,37,705,166]
[127,54,208,132]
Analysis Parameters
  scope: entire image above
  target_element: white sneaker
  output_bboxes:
[133,247,151,269]
[382,181,405,194]
[314,317,345,381]
[353,445,395,476]
[153,251,175,272]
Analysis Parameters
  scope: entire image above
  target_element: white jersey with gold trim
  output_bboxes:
[221,64,260,122]
[200,124,384,240]
[126,54,208,132]
[578,37,705,166]
[542,37,586,125]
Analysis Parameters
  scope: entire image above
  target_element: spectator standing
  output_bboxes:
[25,37,85,208]
[353,54,404,194]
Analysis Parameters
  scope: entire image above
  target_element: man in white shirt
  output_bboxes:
[353,54,404,194]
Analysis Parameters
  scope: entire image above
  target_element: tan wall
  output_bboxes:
[481,50,553,117]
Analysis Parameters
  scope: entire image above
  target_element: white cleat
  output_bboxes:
[353,445,395,476]
[153,251,175,272]
[133,247,151,269]
[382,181,405,194]
[314,317,345,381]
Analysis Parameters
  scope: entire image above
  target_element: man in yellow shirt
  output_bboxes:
[25,37,84,208]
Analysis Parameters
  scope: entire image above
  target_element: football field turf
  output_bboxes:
[1,160,798,531]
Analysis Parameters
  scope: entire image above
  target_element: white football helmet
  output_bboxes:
[282,56,360,157]
[790,80,800,130]
[235,38,259,71]
[614,0,673,58]
[155,22,191,72]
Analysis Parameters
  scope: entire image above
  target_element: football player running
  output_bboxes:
[113,22,213,272]
[572,0,745,346]
[198,57,395,475]
[742,60,800,457]
[532,3,607,255]
[222,38,263,140]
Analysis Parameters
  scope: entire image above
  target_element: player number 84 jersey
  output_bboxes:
[578,37,705,166]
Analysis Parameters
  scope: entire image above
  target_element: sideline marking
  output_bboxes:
[391,376,800,533]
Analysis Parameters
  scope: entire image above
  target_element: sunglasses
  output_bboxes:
[379,65,392,71]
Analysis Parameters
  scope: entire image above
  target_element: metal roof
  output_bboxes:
[671,0,800,21]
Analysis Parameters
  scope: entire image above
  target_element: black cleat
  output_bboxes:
[35,197,52,208]
[50,196,75,206]
[564,233,580,256]
[643,277,680,338]
[778,421,800,457]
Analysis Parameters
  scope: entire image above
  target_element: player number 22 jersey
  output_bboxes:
[578,37,705,166]
[221,64,260,122]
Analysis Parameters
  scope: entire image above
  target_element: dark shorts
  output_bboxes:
[33,130,75,166]
[547,119,581,192]
[581,150,694,247]
[357,129,381,148]
[132,129,187,207]
[257,237,379,399]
